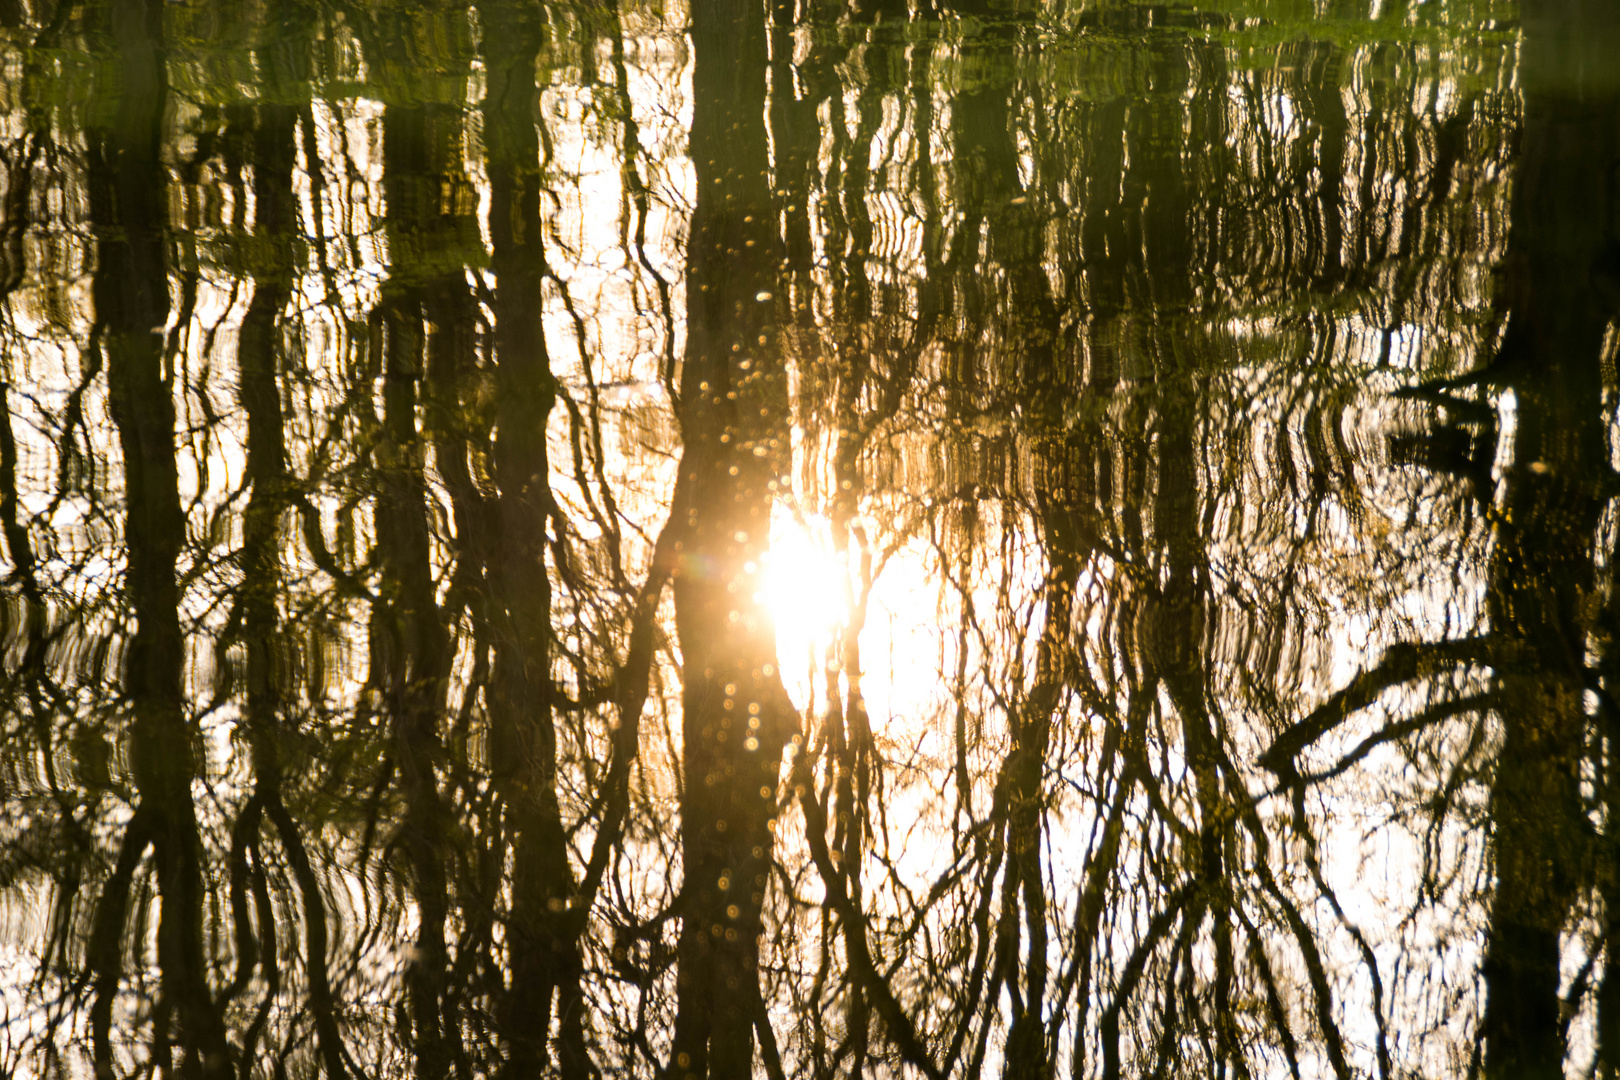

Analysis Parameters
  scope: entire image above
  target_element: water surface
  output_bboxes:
[1,0,1618,1077]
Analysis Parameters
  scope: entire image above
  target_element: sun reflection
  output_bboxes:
[761,506,948,728]
[763,512,850,704]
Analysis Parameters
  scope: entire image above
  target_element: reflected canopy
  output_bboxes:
[0,0,1618,1078]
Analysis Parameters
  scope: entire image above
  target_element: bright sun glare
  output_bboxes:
[760,508,937,721]
[763,512,851,696]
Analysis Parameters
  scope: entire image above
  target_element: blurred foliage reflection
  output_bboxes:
[0,0,1618,1077]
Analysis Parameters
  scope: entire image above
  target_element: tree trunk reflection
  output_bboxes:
[88,0,232,1075]
[1480,2,1619,1076]
[666,2,793,1075]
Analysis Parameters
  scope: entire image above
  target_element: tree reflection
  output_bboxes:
[0,0,1616,1077]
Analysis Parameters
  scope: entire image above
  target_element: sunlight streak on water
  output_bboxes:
[765,510,847,709]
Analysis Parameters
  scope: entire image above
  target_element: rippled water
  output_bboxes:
[1,0,1617,1077]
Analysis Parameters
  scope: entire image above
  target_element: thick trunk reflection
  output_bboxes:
[227,7,352,1074]
[372,83,461,1080]
[479,3,589,1074]
[88,0,232,1075]
[665,2,793,1076]
[1479,2,1619,1076]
